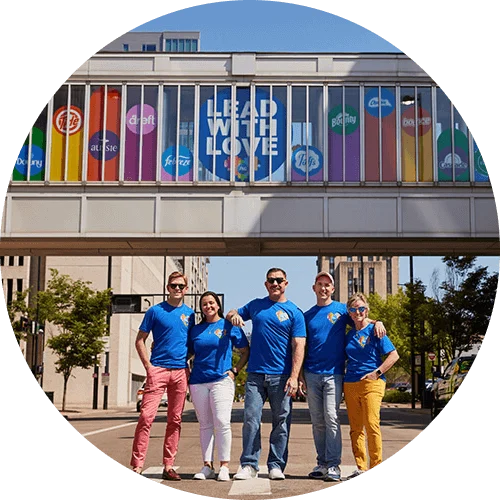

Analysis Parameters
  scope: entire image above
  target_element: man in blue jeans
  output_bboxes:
[300,272,384,482]
[227,268,306,481]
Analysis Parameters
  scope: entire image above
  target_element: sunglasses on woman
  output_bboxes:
[348,306,367,313]
[267,277,286,285]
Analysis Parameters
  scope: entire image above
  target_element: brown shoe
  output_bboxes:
[162,468,181,481]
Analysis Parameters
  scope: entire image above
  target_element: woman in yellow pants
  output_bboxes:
[343,293,399,479]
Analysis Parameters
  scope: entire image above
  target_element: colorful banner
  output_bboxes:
[291,145,323,181]
[124,103,157,181]
[87,87,121,181]
[14,127,45,181]
[198,87,286,181]
[474,142,489,182]
[364,88,396,182]
[328,104,360,181]
[161,145,193,181]
[401,106,433,181]
[50,105,84,181]
[437,129,470,181]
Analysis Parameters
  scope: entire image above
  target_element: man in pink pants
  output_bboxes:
[130,271,195,480]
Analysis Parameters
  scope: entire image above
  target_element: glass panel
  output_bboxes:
[436,88,452,181]
[327,86,342,181]
[291,86,306,180]
[50,85,85,181]
[161,86,178,180]
[14,105,48,181]
[474,141,489,182]
[270,86,287,182]
[165,39,171,52]
[87,85,121,181]
[179,39,185,52]
[198,86,215,181]
[291,86,323,182]
[344,87,360,181]
[452,106,470,182]
[124,86,158,181]
[417,87,433,181]
[172,39,178,52]
[401,87,416,181]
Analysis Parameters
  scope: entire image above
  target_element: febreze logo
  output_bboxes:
[53,105,83,135]
[364,88,395,118]
[199,87,286,181]
[162,145,193,177]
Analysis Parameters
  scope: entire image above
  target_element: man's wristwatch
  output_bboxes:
[230,367,238,376]
[376,369,383,378]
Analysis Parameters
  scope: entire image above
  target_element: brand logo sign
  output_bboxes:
[328,105,359,135]
[199,87,286,181]
[162,145,193,177]
[401,107,431,137]
[291,145,323,177]
[53,105,83,135]
[364,88,395,118]
[88,131,120,161]
[126,104,157,135]
[15,145,45,176]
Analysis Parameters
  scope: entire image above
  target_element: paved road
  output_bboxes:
[65,401,430,499]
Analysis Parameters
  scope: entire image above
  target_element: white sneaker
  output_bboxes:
[268,467,285,480]
[193,465,216,480]
[234,465,258,480]
[217,466,231,481]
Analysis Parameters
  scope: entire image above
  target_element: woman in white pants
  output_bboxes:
[188,291,249,481]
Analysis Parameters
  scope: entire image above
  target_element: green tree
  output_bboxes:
[36,269,112,410]
[7,289,32,343]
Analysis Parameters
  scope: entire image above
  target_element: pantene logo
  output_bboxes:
[53,105,83,135]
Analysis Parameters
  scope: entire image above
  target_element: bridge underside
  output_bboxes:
[1,236,498,257]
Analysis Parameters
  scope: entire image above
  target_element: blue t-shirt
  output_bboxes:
[344,323,396,382]
[238,297,306,375]
[139,302,195,369]
[304,301,354,375]
[188,318,249,385]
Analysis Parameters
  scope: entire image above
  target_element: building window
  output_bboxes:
[9,256,14,266]
[0,256,4,266]
[123,44,129,52]
[17,279,23,293]
[7,279,13,304]
[192,39,198,51]
[369,267,375,295]
[386,257,393,295]
[19,256,24,266]
[347,267,353,298]
[142,44,156,52]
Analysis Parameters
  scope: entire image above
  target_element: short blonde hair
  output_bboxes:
[347,292,369,310]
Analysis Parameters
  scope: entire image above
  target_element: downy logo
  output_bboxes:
[15,145,45,176]
[328,105,359,135]
[364,88,395,118]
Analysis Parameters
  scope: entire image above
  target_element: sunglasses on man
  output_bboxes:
[169,283,186,290]
[266,277,286,285]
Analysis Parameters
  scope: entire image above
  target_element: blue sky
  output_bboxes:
[129,1,499,312]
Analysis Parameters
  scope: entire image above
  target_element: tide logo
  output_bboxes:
[53,105,83,135]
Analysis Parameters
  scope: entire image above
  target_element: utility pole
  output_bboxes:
[410,256,416,409]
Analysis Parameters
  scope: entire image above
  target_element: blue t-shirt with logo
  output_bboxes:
[238,297,306,375]
[139,302,195,369]
[304,301,354,375]
[188,318,249,385]
[344,323,396,382]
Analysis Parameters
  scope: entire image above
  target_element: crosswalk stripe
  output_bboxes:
[142,466,179,483]
[81,422,136,437]
[228,466,271,496]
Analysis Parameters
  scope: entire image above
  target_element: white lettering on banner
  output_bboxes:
[205,97,279,157]
[16,158,43,169]
[164,154,191,168]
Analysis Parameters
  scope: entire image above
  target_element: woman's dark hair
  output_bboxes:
[199,291,224,323]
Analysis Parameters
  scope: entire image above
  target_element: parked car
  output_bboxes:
[430,355,476,419]
[393,382,411,393]
[136,382,168,412]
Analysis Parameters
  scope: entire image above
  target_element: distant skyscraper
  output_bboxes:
[317,255,399,303]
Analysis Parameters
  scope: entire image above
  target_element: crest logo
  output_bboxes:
[276,310,289,322]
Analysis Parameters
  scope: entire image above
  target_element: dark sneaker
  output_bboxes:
[162,468,181,481]
[308,465,328,479]
[346,469,365,480]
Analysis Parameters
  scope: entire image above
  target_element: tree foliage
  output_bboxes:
[7,289,32,343]
[36,269,112,410]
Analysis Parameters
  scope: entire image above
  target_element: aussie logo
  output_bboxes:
[180,314,190,327]
[357,334,370,348]
[276,310,289,322]
[327,312,341,324]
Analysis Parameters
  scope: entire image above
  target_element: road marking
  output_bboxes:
[143,466,177,483]
[228,466,271,496]
[81,422,137,437]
